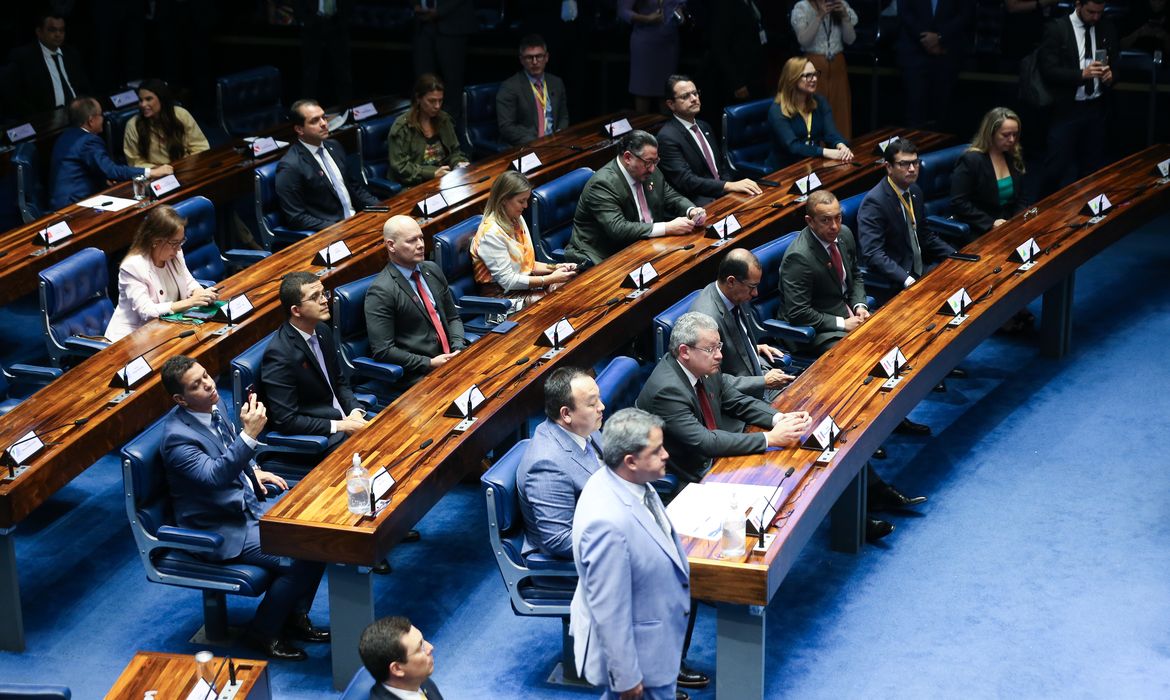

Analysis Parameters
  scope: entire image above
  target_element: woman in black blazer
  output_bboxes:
[950,107,1027,236]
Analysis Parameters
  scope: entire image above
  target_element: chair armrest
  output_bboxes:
[458,295,513,315]
[265,432,330,451]
[64,336,109,355]
[352,357,404,384]
[367,177,402,197]
[272,225,315,243]
[762,319,815,343]
[7,363,63,382]
[926,215,970,242]
[156,525,223,551]
[523,553,580,576]
[0,683,73,698]
[355,392,377,410]
[222,249,271,265]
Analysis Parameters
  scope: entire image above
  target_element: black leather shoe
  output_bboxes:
[246,634,308,661]
[676,691,689,700]
[402,529,421,543]
[873,446,888,460]
[869,484,928,512]
[284,613,330,643]
[948,367,968,379]
[894,418,932,436]
[866,519,894,543]
[677,664,709,689]
[372,559,392,575]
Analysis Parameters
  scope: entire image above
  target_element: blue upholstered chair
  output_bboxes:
[37,247,113,365]
[721,98,773,179]
[331,274,405,408]
[215,66,283,138]
[463,82,507,158]
[11,142,46,224]
[431,215,515,338]
[652,289,702,360]
[0,362,62,416]
[339,667,376,700]
[355,109,407,198]
[528,167,593,263]
[103,105,140,166]
[751,232,817,349]
[173,195,268,287]
[918,143,972,244]
[0,684,71,699]
[121,417,275,641]
[839,191,895,305]
[593,354,677,496]
[253,161,315,251]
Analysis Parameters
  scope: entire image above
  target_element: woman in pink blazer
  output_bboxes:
[105,205,217,341]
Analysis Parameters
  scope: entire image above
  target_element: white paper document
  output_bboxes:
[665,482,787,541]
[77,195,138,212]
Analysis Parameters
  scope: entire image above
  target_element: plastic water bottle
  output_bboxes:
[720,495,746,559]
[347,453,369,515]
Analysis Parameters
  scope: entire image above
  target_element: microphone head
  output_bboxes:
[419,438,434,449]
[74,417,90,426]
[992,266,1003,274]
[785,467,795,476]
[681,244,695,251]
[476,175,490,183]
[178,329,196,338]
[605,297,621,305]
[515,356,530,365]
[925,322,937,331]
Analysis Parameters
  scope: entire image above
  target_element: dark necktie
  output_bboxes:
[732,305,764,376]
[211,409,266,503]
[51,53,74,104]
[695,379,717,430]
[690,124,719,179]
[643,486,671,538]
[828,241,846,290]
[411,269,451,354]
[588,437,605,466]
[1083,24,1096,94]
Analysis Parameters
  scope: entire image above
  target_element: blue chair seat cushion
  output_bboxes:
[152,550,272,596]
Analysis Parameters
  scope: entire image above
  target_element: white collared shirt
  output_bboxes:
[378,683,426,700]
[301,139,355,218]
[553,421,589,453]
[291,323,352,434]
[616,158,667,237]
[39,42,73,108]
[1070,10,1101,101]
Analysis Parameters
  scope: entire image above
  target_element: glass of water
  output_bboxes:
[132,174,148,206]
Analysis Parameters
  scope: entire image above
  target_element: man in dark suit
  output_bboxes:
[296,0,354,105]
[359,616,443,700]
[1038,0,1119,193]
[858,138,954,300]
[412,0,476,128]
[636,311,811,483]
[275,99,379,232]
[49,97,172,210]
[565,130,705,266]
[159,355,328,661]
[690,248,792,402]
[5,13,91,118]
[897,0,975,129]
[365,215,467,387]
[496,34,570,147]
[261,271,367,447]
[658,75,762,206]
[708,0,768,105]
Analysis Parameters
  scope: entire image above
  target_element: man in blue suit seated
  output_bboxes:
[358,615,443,700]
[49,96,172,210]
[159,355,328,661]
[570,408,692,700]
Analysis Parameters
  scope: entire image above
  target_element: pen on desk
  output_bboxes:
[101,201,113,206]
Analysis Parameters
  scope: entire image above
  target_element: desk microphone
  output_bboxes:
[646,242,695,266]
[5,417,90,452]
[143,329,197,356]
[486,356,541,402]
[420,176,491,217]
[902,321,937,347]
[567,297,622,320]
[903,322,952,365]
[113,329,196,394]
[374,438,436,510]
[482,357,530,394]
[760,466,797,545]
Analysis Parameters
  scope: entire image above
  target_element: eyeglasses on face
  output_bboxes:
[800,71,819,80]
[688,342,723,355]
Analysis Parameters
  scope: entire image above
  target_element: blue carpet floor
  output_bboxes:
[2,216,1168,698]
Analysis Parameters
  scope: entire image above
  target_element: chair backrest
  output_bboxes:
[230,332,275,416]
[432,214,484,302]
[529,167,593,263]
[721,98,773,178]
[653,289,702,359]
[173,195,224,284]
[253,161,282,250]
[120,415,172,550]
[37,247,114,359]
[918,143,970,216]
[840,191,866,236]
[103,105,140,165]
[751,230,801,322]
[11,142,46,224]
[595,355,642,412]
[356,108,408,183]
[332,273,379,371]
[339,667,376,700]
[462,82,502,157]
[0,683,72,699]
[216,66,282,137]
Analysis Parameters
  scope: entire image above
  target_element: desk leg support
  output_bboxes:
[328,564,374,690]
[716,604,765,700]
[830,469,866,554]
[1041,272,1075,359]
[0,527,24,651]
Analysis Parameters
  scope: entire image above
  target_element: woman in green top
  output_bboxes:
[389,73,470,186]
[949,106,1027,236]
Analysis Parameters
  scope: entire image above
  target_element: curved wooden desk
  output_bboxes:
[683,144,1170,700]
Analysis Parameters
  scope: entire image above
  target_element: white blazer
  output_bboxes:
[105,250,200,342]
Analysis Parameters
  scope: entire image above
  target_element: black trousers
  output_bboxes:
[1043,98,1108,196]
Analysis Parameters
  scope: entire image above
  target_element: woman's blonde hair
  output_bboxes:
[128,205,186,257]
[969,106,1025,174]
[775,57,818,118]
[483,170,533,229]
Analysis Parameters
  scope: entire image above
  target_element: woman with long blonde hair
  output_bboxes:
[765,57,853,170]
[950,106,1027,235]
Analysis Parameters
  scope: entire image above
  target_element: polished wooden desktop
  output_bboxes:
[680,144,1170,699]
[104,651,270,700]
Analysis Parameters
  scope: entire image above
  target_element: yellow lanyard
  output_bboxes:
[530,79,549,113]
[887,177,916,229]
[802,111,813,144]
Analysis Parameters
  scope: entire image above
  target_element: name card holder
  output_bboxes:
[109,89,138,108]
[109,355,153,404]
[351,102,378,121]
[6,123,35,143]
[938,288,972,327]
[32,221,74,254]
[800,415,841,464]
[367,467,396,515]
[1081,193,1112,222]
[789,172,822,201]
[510,152,543,174]
[1156,158,1170,184]
[705,214,741,243]
[211,295,255,335]
[602,118,632,138]
[537,318,576,359]
[1008,237,1041,272]
[621,263,659,297]
[874,135,901,155]
[251,136,280,158]
[150,174,181,198]
[415,193,449,218]
[2,431,43,480]
[313,240,352,271]
[870,346,910,391]
[446,384,487,431]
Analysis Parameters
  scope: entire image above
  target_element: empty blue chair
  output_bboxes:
[594,354,676,495]
[463,82,507,159]
[11,142,46,224]
[332,274,405,407]
[918,143,972,243]
[253,161,315,251]
[355,109,407,198]
[103,104,140,165]
[37,247,113,365]
[121,417,274,641]
[529,167,593,263]
[173,195,269,286]
[0,362,62,415]
[652,289,702,359]
[216,66,283,137]
[431,215,516,337]
[0,684,71,699]
[721,98,773,179]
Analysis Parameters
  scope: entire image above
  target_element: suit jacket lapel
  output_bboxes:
[177,401,229,457]
[421,267,449,325]
[389,265,426,314]
[289,323,330,387]
[603,468,685,573]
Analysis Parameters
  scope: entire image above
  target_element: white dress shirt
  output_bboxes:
[39,42,74,108]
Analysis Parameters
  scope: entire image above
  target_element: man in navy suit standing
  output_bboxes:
[159,355,328,660]
[6,12,91,118]
[359,616,444,700]
[275,98,380,231]
[897,0,974,129]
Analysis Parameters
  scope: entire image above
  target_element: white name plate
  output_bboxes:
[511,152,543,174]
[6,123,35,143]
[1082,193,1112,218]
[5,430,43,466]
[801,415,840,452]
[790,172,822,198]
[150,174,181,197]
[446,384,486,419]
[939,288,972,317]
[707,214,741,241]
[351,102,378,121]
[110,89,138,108]
[416,193,448,217]
[115,355,153,389]
[35,221,74,246]
[313,240,352,267]
[251,136,280,157]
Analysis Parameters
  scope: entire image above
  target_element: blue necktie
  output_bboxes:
[211,409,266,505]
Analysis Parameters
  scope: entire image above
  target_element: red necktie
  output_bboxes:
[411,269,451,354]
[534,79,546,137]
[691,124,719,179]
[634,181,652,224]
[695,379,717,430]
[828,241,845,290]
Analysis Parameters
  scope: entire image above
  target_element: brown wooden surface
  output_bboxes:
[258,128,956,566]
[683,143,1170,606]
[0,112,665,529]
[103,651,269,700]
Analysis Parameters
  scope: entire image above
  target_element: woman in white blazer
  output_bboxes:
[105,205,217,341]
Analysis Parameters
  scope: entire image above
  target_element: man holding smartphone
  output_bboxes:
[1038,0,1119,193]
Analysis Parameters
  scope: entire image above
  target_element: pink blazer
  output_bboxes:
[104,250,200,341]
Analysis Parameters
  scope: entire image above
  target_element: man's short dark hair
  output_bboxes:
[663,74,694,100]
[289,99,320,126]
[358,615,413,683]
[161,355,198,396]
[543,366,590,421]
[519,33,547,53]
[882,138,918,165]
[279,271,320,316]
[67,96,100,127]
[717,247,760,283]
[620,129,658,158]
[36,13,65,30]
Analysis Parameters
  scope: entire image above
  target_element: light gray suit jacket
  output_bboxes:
[689,282,768,399]
[570,466,691,693]
[517,419,604,558]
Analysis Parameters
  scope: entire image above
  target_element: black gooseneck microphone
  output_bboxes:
[419,175,491,217]
[370,438,436,513]
[566,297,622,320]
[760,466,798,545]
[5,417,90,457]
[645,242,696,266]
[114,329,197,393]
[480,357,530,395]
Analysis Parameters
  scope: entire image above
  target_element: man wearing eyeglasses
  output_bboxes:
[636,311,811,483]
[497,34,570,146]
[566,129,706,266]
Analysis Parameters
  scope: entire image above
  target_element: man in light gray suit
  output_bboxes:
[496,34,570,146]
[690,248,793,402]
[365,215,467,388]
[636,312,810,483]
[570,408,690,700]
